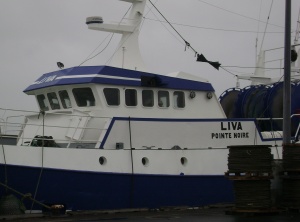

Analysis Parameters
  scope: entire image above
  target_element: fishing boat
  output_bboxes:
[0,0,297,211]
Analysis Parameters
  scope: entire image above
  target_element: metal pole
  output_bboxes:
[283,0,292,145]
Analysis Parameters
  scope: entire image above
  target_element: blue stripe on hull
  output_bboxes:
[0,165,234,210]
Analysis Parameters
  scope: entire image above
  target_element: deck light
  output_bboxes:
[57,62,64,69]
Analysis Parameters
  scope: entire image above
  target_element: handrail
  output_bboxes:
[3,106,300,148]
[1,115,112,148]
[256,115,300,141]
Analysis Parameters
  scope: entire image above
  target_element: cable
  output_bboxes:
[145,4,184,46]
[78,33,114,66]
[105,5,139,66]
[143,17,285,34]
[222,66,282,70]
[148,0,198,56]
[255,0,263,59]
[30,111,45,213]
[220,66,238,77]
[79,4,133,66]
[79,34,115,66]
[198,0,284,30]
[0,141,8,193]
[259,0,274,53]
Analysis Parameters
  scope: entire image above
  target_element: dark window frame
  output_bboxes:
[173,91,185,108]
[59,90,72,109]
[158,90,170,108]
[37,94,49,111]
[142,90,154,107]
[125,89,137,107]
[73,87,96,107]
[103,88,120,106]
[47,92,61,110]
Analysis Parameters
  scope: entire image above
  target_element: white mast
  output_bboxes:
[86,0,147,71]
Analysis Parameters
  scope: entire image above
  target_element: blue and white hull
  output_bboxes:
[0,144,236,210]
[0,163,234,210]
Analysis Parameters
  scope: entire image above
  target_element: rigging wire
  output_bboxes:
[105,4,149,66]
[0,139,8,193]
[197,0,284,30]
[145,4,184,46]
[147,0,287,72]
[148,0,198,56]
[255,0,263,60]
[30,111,45,213]
[143,17,285,34]
[105,1,159,66]
[222,66,282,70]
[220,66,238,78]
[259,0,274,53]
[78,33,114,66]
[79,4,132,66]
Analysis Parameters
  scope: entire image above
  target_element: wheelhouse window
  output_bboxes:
[59,90,72,109]
[37,94,49,111]
[158,91,170,108]
[73,88,95,107]
[174,91,185,108]
[142,90,154,107]
[103,88,120,106]
[125,89,137,106]
[47,92,61,110]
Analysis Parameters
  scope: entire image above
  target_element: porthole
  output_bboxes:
[142,157,149,166]
[189,91,196,99]
[99,156,107,165]
[206,92,213,99]
[180,157,188,166]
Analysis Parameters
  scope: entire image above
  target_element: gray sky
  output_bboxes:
[0,0,300,111]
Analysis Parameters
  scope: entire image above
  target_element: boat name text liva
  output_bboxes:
[0,0,293,211]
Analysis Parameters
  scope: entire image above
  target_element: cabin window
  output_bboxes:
[125,89,137,106]
[73,88,95,107]
[37,94,49,111]
[142,90,154,107]
[158,91,170,108]
[103,88,120,106]
[174,91,185,108]
[47,92,61,110]
[59,90,72,109]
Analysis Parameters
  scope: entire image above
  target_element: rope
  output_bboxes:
[0,182,50,210]
[0,136,8,193]
[259,0,274,53]
[148,0,198,55]
[30,111,45,213]
[78,33,115,66]
[255,0,263,59]
[79,3,132,66]
[105,5,136,66]
[128,116,135,208]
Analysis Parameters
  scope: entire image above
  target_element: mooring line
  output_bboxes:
[0,182,50,209]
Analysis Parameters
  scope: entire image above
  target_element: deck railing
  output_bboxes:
[1,107,300,148]
[0,107,112,147]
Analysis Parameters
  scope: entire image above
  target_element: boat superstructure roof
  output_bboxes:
[24,65,214,94]
[24,0,214,94]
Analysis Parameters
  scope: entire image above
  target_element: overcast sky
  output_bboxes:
[0,0,300,112]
